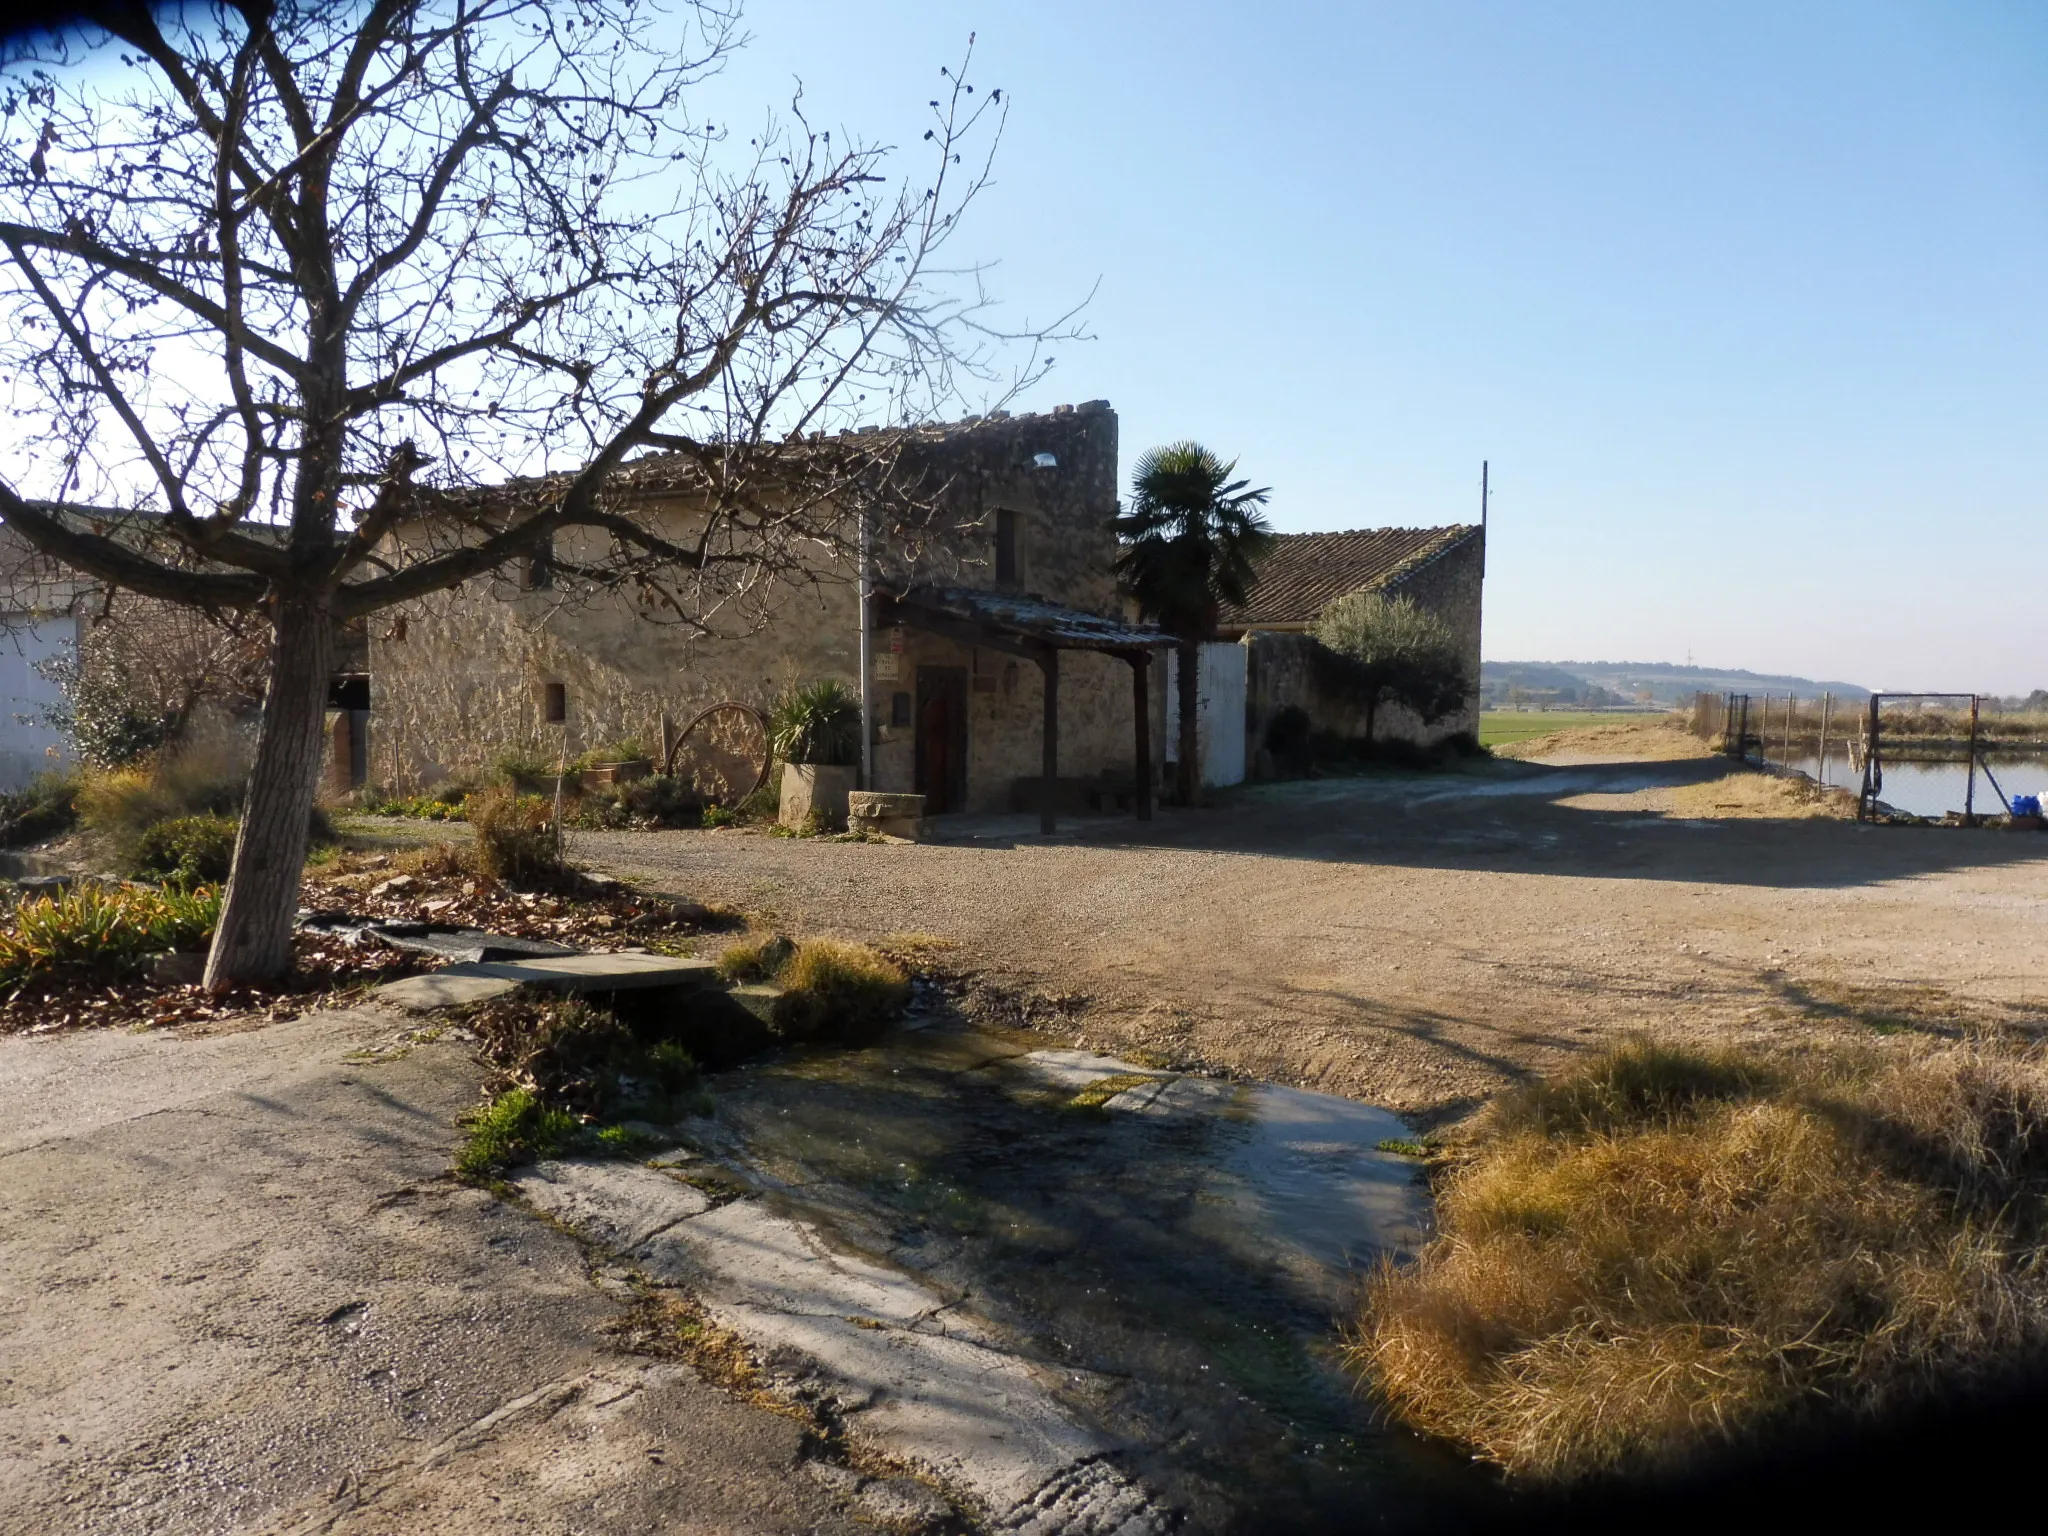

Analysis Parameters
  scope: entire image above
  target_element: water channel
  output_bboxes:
[676,1021,1505,1532]
[1775,749,2048,819]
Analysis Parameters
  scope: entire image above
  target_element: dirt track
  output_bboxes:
[577,724,2048,1124]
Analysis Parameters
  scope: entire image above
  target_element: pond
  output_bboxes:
[1778,749,2048,820]
[679,1023,1505,1532]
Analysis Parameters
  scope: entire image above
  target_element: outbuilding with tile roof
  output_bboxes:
[1219,522,1486,771]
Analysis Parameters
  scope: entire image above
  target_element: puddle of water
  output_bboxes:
[1780,750,2048,819]
[681,1026,1500,1533]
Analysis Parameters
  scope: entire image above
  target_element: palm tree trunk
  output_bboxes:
[1176,635,1201,807]
[203,591,331,990]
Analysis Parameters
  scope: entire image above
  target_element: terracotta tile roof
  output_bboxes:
[1221,525,1480,628]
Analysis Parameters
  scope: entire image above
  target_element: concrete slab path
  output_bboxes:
[0,1007,874,1536]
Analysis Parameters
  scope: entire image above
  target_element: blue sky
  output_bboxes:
[697,2,2047,692]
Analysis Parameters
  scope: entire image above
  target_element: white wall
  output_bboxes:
[0,617,77,789]
[1162,642,1247,788]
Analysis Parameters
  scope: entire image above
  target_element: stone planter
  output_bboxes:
[779,762,855,830]
[847,790,925,841]
[579,758,653,791]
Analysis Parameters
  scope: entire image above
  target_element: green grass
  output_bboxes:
[454,1087,578,1181]
[1479,711,1641,747]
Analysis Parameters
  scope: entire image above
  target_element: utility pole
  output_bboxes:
[1480,461,1489,574]
[857,503,873,791]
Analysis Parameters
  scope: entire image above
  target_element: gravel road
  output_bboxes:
[573,744,2048,1123]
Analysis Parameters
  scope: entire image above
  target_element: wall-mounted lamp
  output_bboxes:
[1032,452,1058,469]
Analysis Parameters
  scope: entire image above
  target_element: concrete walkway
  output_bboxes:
[0,1007,873,1536]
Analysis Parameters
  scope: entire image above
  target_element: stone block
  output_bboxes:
[779,763,855,829]
[147,951,208,986]
[374,969,523,1011]
[374,952,722,1012]
[847,790,924,840]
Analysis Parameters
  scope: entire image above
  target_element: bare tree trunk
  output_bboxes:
[1177,635,1201,807]
[204,592,332,990]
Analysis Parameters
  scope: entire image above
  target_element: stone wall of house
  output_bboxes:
[1241,531,1484,770]
[364,402,1156,809]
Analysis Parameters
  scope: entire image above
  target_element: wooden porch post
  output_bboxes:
[1130,650,1152,821]
[1038,646,1059,836]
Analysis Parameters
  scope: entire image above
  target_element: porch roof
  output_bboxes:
[877,585,1172,655]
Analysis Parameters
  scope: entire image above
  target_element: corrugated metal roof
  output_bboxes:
[888,586,1172,651]
[1220,525,1480,628]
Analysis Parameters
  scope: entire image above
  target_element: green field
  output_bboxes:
[1480,711,1639,748]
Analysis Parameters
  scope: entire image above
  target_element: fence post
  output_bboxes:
[1818,692,1833,786]
[1966,695,1980,825]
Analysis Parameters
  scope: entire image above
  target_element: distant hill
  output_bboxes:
[1482,661,1870,709]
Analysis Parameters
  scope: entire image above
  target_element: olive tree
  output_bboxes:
[1312,591,1470,745]
[0,2,1055,987]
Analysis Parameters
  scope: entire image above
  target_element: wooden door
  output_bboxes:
[915,665,969,813]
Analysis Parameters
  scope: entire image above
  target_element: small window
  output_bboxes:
[994,508,1018,586]
[890,691,912,727]
[523,534,554,591]
[543,682,567,723]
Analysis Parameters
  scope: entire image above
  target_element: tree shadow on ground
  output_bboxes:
[1062,757,2048,891]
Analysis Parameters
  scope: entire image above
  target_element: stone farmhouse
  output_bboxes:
[364,401,1171,821]
[2,402,1486,810]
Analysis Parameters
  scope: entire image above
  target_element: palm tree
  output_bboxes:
[1114,443,1274,805]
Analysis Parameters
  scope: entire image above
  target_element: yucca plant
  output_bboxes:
[769,680,861,767]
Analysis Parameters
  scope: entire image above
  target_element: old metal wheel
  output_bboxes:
[665,702,771,807]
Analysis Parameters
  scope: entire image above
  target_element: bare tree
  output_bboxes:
[0,2,1060,986]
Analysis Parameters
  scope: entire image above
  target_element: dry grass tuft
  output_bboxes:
[772,938,910,1043]
[465,786,563,887]
[715,932,794,983]
[1354,1037,2048,1483]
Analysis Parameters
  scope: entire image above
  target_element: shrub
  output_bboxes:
[77,748,244,845]
[131,814,238,884]
[700,804,738,829]
[1352,1038,2048,1484]
[492,750,560,796]
[623,774,700,826]
[1264,705,1313,774]
[567,784,633,830]
[768,680,860,766]
[573,737,648,769]
[0,770,80,848]
[31,648,172,768]
[733,776,780,821]
[771,939,909,1042]
[465,786,563,887]
[454,1087,579,1181]
[0,883,221,991]
[356,780,473,820]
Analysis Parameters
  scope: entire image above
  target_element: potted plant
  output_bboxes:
[770,681,861,830]
[576,738,654,791]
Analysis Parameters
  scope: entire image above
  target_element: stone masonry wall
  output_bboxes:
[366,402,1156,809]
